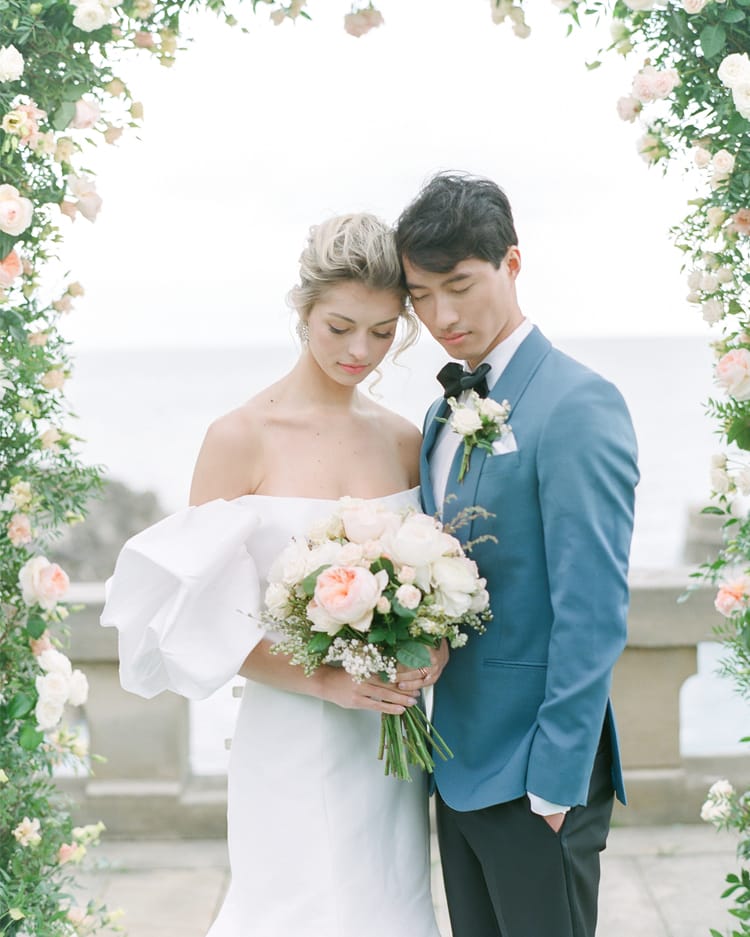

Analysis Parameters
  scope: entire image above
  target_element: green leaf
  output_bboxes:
[19,723,44,751]
[308,632,333,654]
[702,506,726,515]
[700,22,726,58]
[728,418,750,451]
[396,641,431,669]
[367,627,391,643]
[51,101,76,132]
[370,557,395,579]
[26,616,47,639]
[391,598,417,620]
[7,693,35,720]
[0,231,16,260]
[722,7,746,21]
[301,564,330,597]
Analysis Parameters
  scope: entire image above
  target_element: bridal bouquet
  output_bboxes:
[263,498,491,780]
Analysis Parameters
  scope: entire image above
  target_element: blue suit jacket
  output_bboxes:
[422,326,639,812]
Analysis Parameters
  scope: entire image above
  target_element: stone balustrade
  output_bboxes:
[62,573,750,836]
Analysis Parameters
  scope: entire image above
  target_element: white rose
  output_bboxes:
[306,540,344,574]
[36,671,71,706]
[470,587,490,613]
[712,149,736,176]
[683,0,707,11]
[701,273,719,291]
[623,0,655,9]
[717,267,733,284]
[340,503,393,544]
[10,480,32,509]
[397,565,416,584]
[67,669,89,707]
[72,1,111,32]
[0,45,24,83]
[702,298,724,324]
[264,581,290,618]
[477,397,509,422]
[0,184,33,236]
[687,269,703,289]
[732,83,750,119]
[703,251,719,268]
[616,95,641,123]
[718,53,750,89]
[35,696,64,731]
[736,468,750,495]
[450,406,483,436]
[431,556,479,618]
[389,514,448,567]
[710,466,732,493]
[693,146,711,169]
[394,583,422,610]
[686,291,701,304]
[337,542,364,566]
[376,595,391,614]
[701,797,732,822]
[37,648,73,677]
[709,778,735,799]
[268,539,313,585]
[711,453,728,469]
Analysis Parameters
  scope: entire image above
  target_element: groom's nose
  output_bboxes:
[433,293,460,330]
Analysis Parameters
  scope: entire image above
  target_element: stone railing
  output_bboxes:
[61,573,750,836]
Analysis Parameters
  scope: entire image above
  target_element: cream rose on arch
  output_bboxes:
[0,45,24,83]
[18,556,70,609]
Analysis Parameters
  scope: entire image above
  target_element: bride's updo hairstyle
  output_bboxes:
[288,212,419,356]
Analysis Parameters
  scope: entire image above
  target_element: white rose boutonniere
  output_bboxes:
[441,390,512,481]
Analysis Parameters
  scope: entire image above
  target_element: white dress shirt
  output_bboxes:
[428,318,570,819]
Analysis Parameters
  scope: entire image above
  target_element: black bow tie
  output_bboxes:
[436,362,491,399]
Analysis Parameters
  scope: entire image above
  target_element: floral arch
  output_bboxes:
[0,0,748,933]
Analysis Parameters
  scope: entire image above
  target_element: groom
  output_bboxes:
[395,173,639,937]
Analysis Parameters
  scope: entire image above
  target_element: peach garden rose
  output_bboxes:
[716,348,750,400]
[308,565,385,634]
[18,555,70,610]
[714,575,750,617]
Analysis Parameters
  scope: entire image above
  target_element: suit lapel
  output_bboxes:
[420,397,449,517]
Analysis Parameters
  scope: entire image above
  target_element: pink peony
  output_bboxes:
[7,513,32,546]
[716,348,750,400]
[715,576,750,617]
[309,565,382,633]
[0,249,21,286]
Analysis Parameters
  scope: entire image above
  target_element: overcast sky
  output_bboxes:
[56,0,706,349]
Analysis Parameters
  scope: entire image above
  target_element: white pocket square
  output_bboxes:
[491,431,518,455]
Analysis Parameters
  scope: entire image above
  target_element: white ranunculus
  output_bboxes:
[36,671,71,706]
[450,406,483,436]
[35,696,64,731]
[72,1,111,32]
[37,647,73,677]
[710,466,732,494]
[340,503,393,544]
[0,45,24,83]
[709,778,735,799]
[389,514,447,567]
[477,397,509,422]
[264,581,290,618]
[67,669,89,707]
[394,583,422,610]
[693,146,711,168]
[718,53,750,89]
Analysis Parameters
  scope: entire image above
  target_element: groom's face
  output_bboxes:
[403,250,523,368]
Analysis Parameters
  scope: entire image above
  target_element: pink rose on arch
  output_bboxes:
[308,565,384,634]
[18,555,70,610]
[616,95,641,123]
[715,576,750,617]
[0,249,22,286]
[70,98,100,130]
[67,175,102,222]
[29,631,53,656]
[716,348,750,400]
[0,184,33,236]
[8,513,32,546]
[728,208,750,236]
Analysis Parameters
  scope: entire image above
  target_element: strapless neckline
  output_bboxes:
[235,486,420,505]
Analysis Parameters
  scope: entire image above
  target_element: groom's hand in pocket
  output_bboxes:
[397,639,449,693]
[542,812,566,834]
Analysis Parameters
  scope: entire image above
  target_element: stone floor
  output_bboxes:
[76,824,741,937]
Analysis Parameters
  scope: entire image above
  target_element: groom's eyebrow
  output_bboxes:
[329,313,401,326]
[406,272,472,290]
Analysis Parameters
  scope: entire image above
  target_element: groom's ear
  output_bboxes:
[505,246,521,278]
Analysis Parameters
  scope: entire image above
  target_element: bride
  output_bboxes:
[101,213,446,937]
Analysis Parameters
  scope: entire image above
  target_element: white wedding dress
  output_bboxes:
[101,488,440,937]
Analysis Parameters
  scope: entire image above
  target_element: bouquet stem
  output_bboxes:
[379,704,453,781]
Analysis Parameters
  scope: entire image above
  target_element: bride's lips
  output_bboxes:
[339,363,368,375]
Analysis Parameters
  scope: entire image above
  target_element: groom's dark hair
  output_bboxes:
[395,172,518,273]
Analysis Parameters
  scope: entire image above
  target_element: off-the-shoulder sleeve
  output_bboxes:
[100,498,265,700]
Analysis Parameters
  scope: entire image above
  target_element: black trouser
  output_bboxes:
[436,728,614,937]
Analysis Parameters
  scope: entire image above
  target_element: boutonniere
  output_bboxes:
[440,391,512,482]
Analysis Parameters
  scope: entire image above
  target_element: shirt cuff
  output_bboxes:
[527,792,571,816]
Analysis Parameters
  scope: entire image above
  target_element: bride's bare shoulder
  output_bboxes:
[189,389,279,505]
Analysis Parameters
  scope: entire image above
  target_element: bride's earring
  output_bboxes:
[296,319,310,343]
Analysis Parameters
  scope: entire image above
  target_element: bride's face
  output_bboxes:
[305,280,403,386]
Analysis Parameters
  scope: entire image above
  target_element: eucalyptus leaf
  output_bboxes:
[396,641,431,669]
[699,22,726,57]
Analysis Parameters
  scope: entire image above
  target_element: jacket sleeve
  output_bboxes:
[525,375,639,806]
